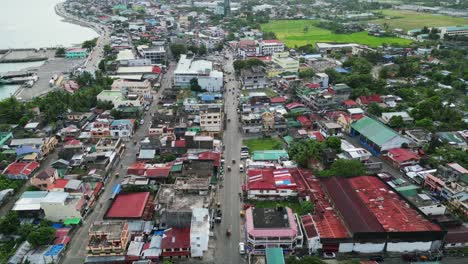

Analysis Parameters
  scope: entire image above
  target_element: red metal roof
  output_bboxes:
[127,162,173,178]
[270,97,286,103]
[445,226,468,243]
[152,66,161,74]
[346,176,441,232]
[48,179,69,190]
[310,131,325,142]
[3,161,40,177]
[296,116,312,126]
[146,167,171,178]
[387,148,420,164]
[161,251,191,257]
[285,102,306,110]
[65,139,81,146]
[198,151,221,167]
[247,168,298,191]
[358,94,381,104]
[301,214,318,238]
[106,192,150,219]
[343,99,357,106]
[305,83,321,89]
[174,139,186,148]
[161,227,191,250]
[262,39,284,44]
[93,182,103,197]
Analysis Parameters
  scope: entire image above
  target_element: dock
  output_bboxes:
[0,48,56,63]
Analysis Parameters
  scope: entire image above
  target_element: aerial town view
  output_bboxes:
[0,0,468,264]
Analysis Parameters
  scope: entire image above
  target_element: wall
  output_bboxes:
[351,243,385,253]
[41,202,81,222]
[248,189,297,199]
[419,204,446,216]
[387,241,432,252]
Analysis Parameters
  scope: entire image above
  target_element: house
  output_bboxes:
[350,116,412,155]
[40,192,86,221]
[0,131,13,146]
[381,112,414,124]
[173,54,223,92]
[90,119,111,140]
[87,221,130,256]
[161,227,191,259]
[30,168,58,190]
[245,168,298,199]
[65,48,88,59]
[301,214,320,254]
[338,140,372,162]
[245,207,302,253]
[240,66,268,89]
[385,148,420,168]
[110,119,134,141]
[436,132,467,149]
[357,94,382,105]
[3,161,40,179]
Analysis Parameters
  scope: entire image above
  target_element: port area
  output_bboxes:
[14,57,85,100]
[0,48,56,63]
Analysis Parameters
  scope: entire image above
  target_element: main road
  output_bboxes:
[61,62,175,264]
[214,50,245,264]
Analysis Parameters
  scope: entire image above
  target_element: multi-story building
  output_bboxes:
[439,25,468,39]
[111,79,152,99]
[90,119,111,141]
[137,45,166,65]
[110,119,134,141]
[40,192,85,222]
[245,169,298,199]
[272,52,299,73]
[245,207,303,253]
[173,54,223,92]
[87,221,130,256]
[329,84,352,103]
[200,108,223,136]
[240,66,268,90]
[259,39,285,55]
[97,90,144,108]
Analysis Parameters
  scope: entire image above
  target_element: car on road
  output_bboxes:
[240,151,250,159]
[239,164,244,172]
[140,119,145,125]
[238,242,245,254]
[323,252,336,259]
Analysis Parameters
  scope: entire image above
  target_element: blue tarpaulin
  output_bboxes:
[111,184,121,199]
[52,223,63,229]
[44,244,64,256]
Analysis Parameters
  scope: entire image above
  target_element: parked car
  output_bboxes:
[239,164,244,172]
[238,242,245,254]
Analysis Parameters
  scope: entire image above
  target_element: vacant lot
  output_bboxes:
[261,20,412,48]
[371,9,468,31]
[244,137,284,153]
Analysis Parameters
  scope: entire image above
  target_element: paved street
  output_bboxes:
[60,62,175,264]
[214,51,245,264]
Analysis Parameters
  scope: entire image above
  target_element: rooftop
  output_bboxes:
[247,168,297,191]
[89,221,126,239]
[351,116,407,147]
[106,192,150,219]
[246,207,298,238]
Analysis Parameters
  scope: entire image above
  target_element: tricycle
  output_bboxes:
[226,227,231,236]
[232,159,236,164]
[227,166,231,171]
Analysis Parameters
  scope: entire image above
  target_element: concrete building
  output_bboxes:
[245,168,298,199]
[190,208,210,257]
[137,45,166,65]
[40,192,84,221]
[200,108,223,136]
[272,52,299,73]
[97,90,143,107]
[245,207,302,254]
[174,55,223,92]
[110,119,134,141]
[315,42,360,54]
[111,79,152,97]
[259,40,285,55]
[87,221,130,256]
[240,66,268,89]
[65,48,88,59]
[439,25,468,39]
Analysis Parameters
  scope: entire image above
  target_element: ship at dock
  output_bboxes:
[0,71,39,87]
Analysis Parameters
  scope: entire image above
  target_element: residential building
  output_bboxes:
[137,45,166,65]
[190,208,210,258]
[245,207,302,253]
[3,161,40,180]
[381,112,414,124]
[245,168,298,199]
[90,119,111,140]
[161,227,191,259]
[200,108,223,136]
[110,119,134,141]
[40,192,85,221]
[329,84,352,103]
[30,168,58,190]
[259,40,285,55]
[350,116,412,155]
[240,66,268,89]
[385,148,420,168]
[238,39,257,57]
[87,221,130,256]
[272,52,299,73]
[65,48,88,59]
[338,140,372,162]
[173,54,223,92]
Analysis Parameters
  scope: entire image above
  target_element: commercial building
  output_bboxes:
[111,79,152,97]
[259,40,285,55]
[173,54,223,92]
[97,90,143,108]
[245,168,298,199]
[190,208,210,257]
[65,48,88,59]
[240,66,268,89]
[40,192,85,222]
[315,42,360,54]
[350,116,412,155]
[110,119,134,141]
[87,221,130,256]
[245,207,302,253]
[439,25,468,38]
[2,161,40,180]
[199,108,223,136]
[137,45,166,65]
[272,52,299,73]
[105,192,153,220]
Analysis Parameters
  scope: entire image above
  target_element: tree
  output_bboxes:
[187,45,198,54]
[415,118,434,131]
[319,159,366,177]
[82,38,98,51]
[27,226,55,248]
[300,200,314,214]
[226,32,235,41]
[103,44,112,55]
[198,44,207,56]
[367,102,383,116]
[169,44,187,59]
[325,137,341,151]
[0,211,19,235]
[388,115,405,129]
[55,47,66,57]
[189,78,203,92]
[298,68,315,79]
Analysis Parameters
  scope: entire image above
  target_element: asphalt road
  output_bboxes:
[214,50,245,264]
[60,62,174,264]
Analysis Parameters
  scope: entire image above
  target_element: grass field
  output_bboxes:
[244,137,284,153]
[261,20,412,48]
[371,9,468,31]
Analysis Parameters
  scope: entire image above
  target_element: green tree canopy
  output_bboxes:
[27,226,55,248]
[169,44,187,59]
[325,137,342,151]
[318,159,366,178]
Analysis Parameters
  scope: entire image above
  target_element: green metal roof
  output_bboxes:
[351,116,401,147]
[290,107,309,114]
[171,163,183,172]
[287,120,301,128]
[266,248,285,264]
[64,218,81,225]
[446,25,468,31]
[283,135,294,146]
[252,150,288,161]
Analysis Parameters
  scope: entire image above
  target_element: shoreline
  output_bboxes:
[54,2,102,39]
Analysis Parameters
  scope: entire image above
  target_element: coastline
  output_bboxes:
[54,2,103,38]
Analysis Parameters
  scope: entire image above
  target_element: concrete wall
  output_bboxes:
[387,241,432,252]
[41,203,81,222]
[247,189,297,199]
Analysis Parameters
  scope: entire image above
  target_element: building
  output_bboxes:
[251,150,289,163]
[272,52,299,73]
[105,192,153,220]
[97,90,143,107]
[338,140,372,162]
[161,227,191,259]
[87,221,130,256]
[240,66,268,89]
[30,168,59,190]
[110,119,134,141]
[350,116,412,155]
[245,207,302,253]
[381,112,414,124]
[329,83,352,103]
[259,40,285,55]
[315,43,360,54]
[111,79,152,98]
[3,161,40,179]
[40,192,85,221]
[439,25,468,38]
[137,45,166,65]
[65,48,88,59]
[190,208,210,258]
[0,131,13,146]
[385,148,420,168]
[173,54,223,92]
[245,169,298,199]
[200,108,223,136]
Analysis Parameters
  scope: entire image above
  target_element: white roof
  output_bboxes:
[127,241,144,256]
[41,191,69,203]
[117,66,154,74]
[10,138,44,146]
[190,208,210,257]
[174,54,213,74]
[116,49,135,61]
[316,42,360,49]
[24,122,40,129]
[347,108,364,115]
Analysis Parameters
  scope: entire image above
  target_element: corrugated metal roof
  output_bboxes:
[351,116,402,146]
[266,248,285,264]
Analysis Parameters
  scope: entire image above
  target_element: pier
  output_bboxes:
[0,48,56,63]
